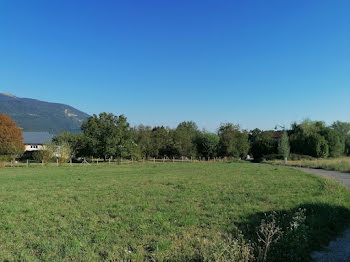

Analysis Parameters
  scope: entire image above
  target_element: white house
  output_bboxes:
[22,132,54,152]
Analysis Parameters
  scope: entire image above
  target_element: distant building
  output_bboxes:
[272,130,282,139]
[22,132,54,151]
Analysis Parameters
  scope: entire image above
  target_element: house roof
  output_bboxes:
[272,130,282,139]
[22,132,54,145]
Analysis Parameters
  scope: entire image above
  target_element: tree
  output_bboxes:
[250,131,278,160]
[331,121,350,156]
[55,142,72,163]
[345,136,350,156]
[278,131,290,159]
[319,128,344,157]
[195,132,219,158]
[133,125,153,159]
[331,121,350,137]
[249,128,263,144]
[53,131,88,158]
[289,120,343,158]
[150,126,175,158]
[306,133,329,158]
[33,142,55,163]
[0,114,24,158]
[218,123,249,158]
[81,113,134,159]
[173,121,199,158]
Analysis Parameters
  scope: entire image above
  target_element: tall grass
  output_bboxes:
[267,157,350,173]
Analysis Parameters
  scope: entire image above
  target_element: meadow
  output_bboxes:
[267,157,350,173]
[0,162,350,261]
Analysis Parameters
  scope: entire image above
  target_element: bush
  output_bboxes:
[55,142,72,163]
[304,133,329,158]
[288,154,314,161]
[0,155,12,162]
[251,137,278,161]
[261,154,284,161]
[33,143,55,163]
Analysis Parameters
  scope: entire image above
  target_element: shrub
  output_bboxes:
[0,155,12,162]
[305,134,329,158]
[55,142,72,163]
[33,143,55,163]
[261,154,284,161]
[288,154,314,161]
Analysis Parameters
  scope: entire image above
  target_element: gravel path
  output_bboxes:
[293,167,350,262]
[295,167,350,189]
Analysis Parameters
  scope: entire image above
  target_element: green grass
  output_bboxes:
[0,162,350,261]
[267,157,350,173]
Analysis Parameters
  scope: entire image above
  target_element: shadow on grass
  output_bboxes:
[235,203,350,262]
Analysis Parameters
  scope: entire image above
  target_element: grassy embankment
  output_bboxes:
[267,157,350,173]
[0,162,350,261]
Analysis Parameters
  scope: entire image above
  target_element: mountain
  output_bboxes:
[0,93,90,134]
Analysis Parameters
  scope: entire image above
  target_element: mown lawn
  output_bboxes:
[0,162,350,261]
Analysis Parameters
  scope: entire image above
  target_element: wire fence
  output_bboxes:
[0,157,237,168]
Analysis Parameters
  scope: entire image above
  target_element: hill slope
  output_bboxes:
[0,93,89,134]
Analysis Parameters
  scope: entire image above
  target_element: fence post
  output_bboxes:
[153,157,155,163]
[173,157,174,162]
[97,159,99,165]
[10,160,13,167]
[42,160,44,167]
[191,156,193,162]
[70,158,72,166]
[27,159,29,167]
[109,158,111,165]
[57,158,59,166]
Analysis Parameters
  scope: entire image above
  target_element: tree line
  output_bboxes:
[1,112,350,162]
[250,120,350,160]
[52,113,250,160]
[53,113,350,161]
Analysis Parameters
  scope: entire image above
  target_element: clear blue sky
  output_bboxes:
[1,1,349,131]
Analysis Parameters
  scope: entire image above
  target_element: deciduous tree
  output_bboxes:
[195,132,219,158]
[0,114,24,157]
[218,123,249,158]
[81,113,134,159]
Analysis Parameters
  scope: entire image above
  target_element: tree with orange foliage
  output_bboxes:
[0,114,25,157]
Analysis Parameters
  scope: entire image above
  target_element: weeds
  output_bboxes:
[267,157,350,173]
[256,212,282,262]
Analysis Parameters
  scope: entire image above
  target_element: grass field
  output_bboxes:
[0,162,350,261]
[267,157,350,173]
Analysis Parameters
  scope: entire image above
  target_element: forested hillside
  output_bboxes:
[0,93,89,134]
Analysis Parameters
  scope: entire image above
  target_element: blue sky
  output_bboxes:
[1,1,349,131]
